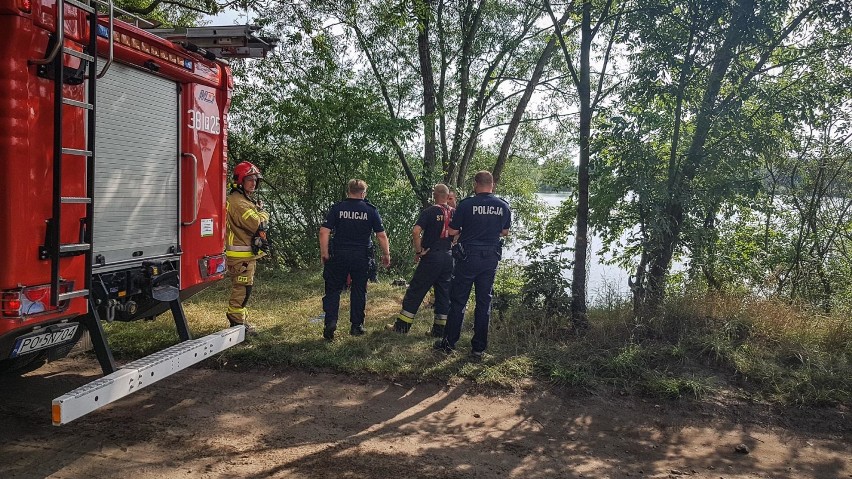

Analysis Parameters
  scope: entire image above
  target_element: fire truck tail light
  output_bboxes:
[200,255,226,278]
[2,283,72,318]
[2,293,22,317]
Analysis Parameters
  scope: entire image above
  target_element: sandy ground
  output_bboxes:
[0,357,850,479]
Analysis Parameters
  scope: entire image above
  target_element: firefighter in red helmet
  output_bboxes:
[225,161,269,336]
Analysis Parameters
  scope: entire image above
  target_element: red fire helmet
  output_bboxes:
[233,161,263,185]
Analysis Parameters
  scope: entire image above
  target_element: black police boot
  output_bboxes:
[323,327,335,341]
[384,319,411,334]
[350,324,367,336]
[433,339,454,354]
[426,323,445,338]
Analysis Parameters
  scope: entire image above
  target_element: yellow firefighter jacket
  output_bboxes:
[225,190,270,259]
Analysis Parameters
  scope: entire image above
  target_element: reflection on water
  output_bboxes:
[505,193,630,301]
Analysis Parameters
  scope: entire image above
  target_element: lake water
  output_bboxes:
[506,193,631,301]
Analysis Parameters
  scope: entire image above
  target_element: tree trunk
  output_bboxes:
[642,0,755,319]
[570,0,592,328]
[417,0,437,202]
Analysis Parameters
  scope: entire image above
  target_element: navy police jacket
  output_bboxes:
[322,198,385,250]
[450,193,511,249]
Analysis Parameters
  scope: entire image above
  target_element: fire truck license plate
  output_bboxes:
[10,324,79,358]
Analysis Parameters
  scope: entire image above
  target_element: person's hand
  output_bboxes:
[414,248,430,264]
[321,253,330,264]
[381,253,391,268]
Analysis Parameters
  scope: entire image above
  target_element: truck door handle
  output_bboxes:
[182,153,199,226]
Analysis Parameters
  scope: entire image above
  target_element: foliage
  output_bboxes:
[227,43,414,268]
[249,0,576,200]
[591,0,852,317]
[521,258,572,317]
[125,0,852,397]
[538,156,577,192]
[113,0,220,27]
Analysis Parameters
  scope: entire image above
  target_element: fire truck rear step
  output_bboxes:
[51,325,246,425]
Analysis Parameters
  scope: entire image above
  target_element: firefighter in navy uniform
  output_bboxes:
[225,161,270,336]
[319,179,391,340]
[386,184,455,336]
[435,171,511,360]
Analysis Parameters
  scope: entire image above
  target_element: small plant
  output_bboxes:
[604,343,645,378]
[521,257,572,317]
[643,374,710,399]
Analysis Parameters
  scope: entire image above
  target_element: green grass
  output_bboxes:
[101,268,852,406]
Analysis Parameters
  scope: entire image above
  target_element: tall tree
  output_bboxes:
[546,0,621,328]
[593,0,851,321]
[294,1,578,202]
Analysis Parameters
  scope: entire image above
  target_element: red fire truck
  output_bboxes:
[0,0,272,423]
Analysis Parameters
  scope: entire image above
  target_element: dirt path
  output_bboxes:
[0,357,849,479]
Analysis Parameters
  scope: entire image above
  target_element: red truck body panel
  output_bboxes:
[0,1,230,362]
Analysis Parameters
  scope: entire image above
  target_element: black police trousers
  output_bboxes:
[399,250,453,322]
[323,248,369,331]
[442,247,501,353]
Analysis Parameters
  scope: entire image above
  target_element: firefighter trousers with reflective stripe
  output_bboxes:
[226,257,257,324]
[399,250,453,324]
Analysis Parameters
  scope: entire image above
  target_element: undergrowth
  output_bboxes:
[101,265,851,406]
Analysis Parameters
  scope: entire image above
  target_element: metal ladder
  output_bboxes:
[31,0,116,374]
[31,0,113,308]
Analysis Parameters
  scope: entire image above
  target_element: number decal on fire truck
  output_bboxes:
[188,110,221,134]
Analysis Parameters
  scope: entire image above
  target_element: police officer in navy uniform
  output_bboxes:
[319,179,391,340]
[386,183,454,337]
[435,171,511,360]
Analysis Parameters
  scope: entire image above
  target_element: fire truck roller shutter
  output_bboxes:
[93,60,179,272]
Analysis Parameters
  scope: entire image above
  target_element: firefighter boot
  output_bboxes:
[229,319,258,337]
[384,318,411,334]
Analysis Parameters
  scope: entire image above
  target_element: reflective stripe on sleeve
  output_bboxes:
[242,209,261,221]
[226,250,254,258]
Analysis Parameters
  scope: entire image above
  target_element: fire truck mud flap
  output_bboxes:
[51,325,245,425]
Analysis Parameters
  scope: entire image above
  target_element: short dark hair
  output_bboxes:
[474,171,494,186]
